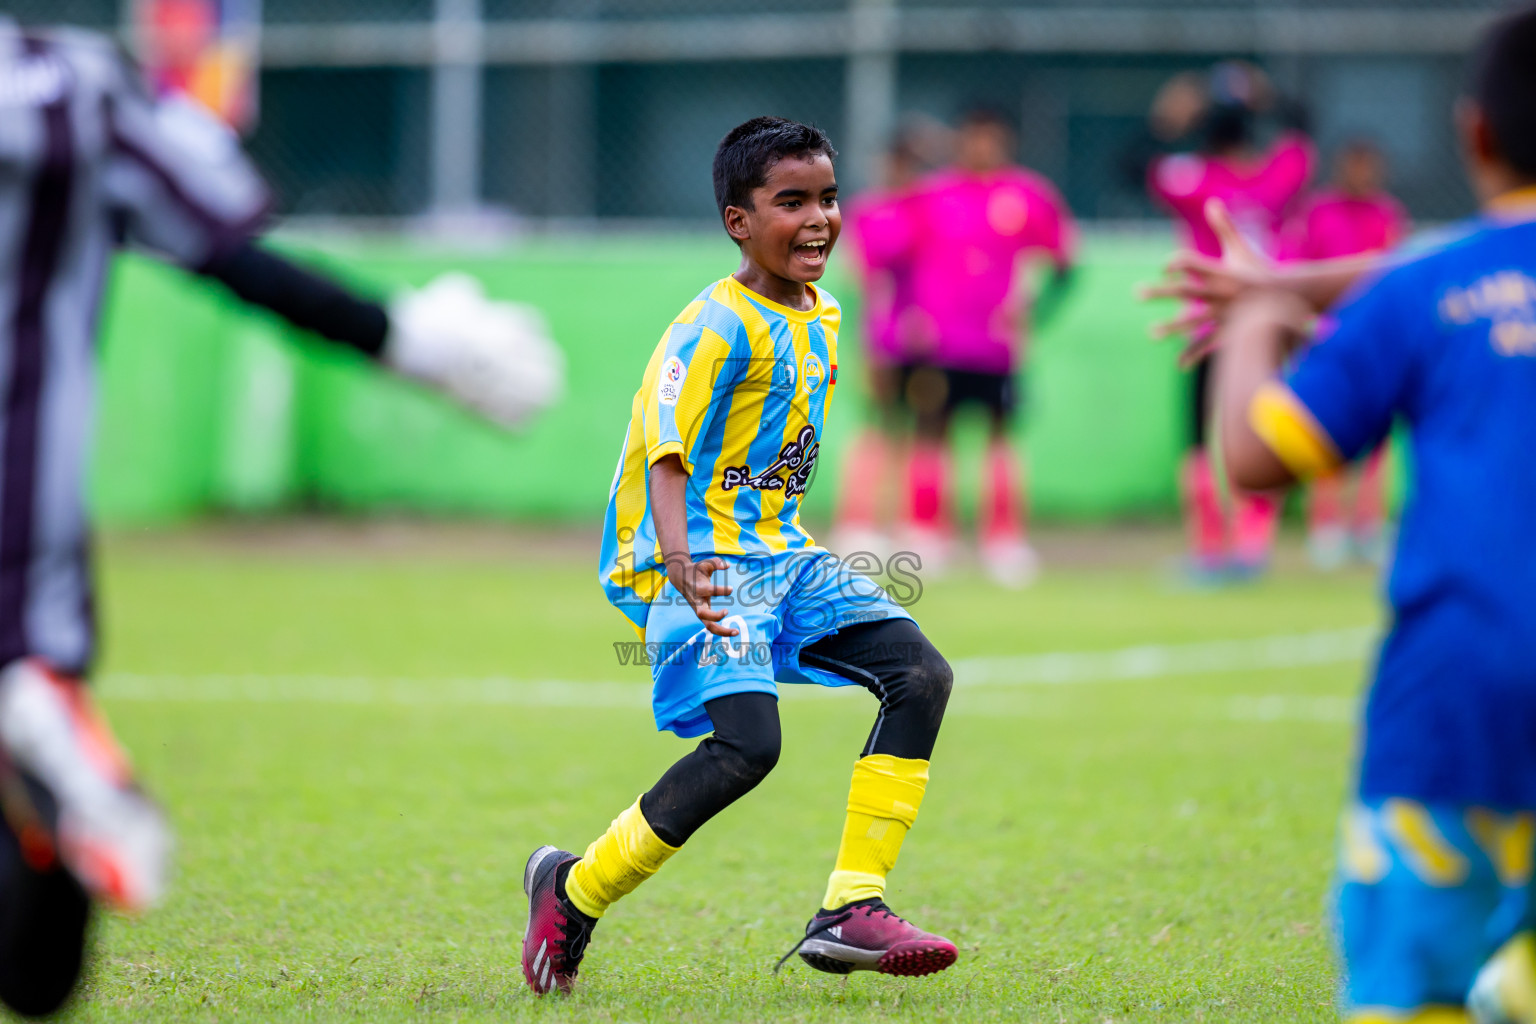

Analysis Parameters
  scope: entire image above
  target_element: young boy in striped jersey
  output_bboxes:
[521,117,957,994]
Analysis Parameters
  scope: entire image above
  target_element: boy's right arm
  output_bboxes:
[1144,199,1377,362]
[650,454,737,638]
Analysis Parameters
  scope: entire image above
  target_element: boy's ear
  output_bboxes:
[1458,98,1504,171]
[723,204,752,244]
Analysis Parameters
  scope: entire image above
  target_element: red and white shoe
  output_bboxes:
[778,898,958,977]
[521,845,598,995]
[0,660,169,912]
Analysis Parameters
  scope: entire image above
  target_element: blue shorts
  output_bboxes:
[1336,799,1536,1016]
[644,549,913,738]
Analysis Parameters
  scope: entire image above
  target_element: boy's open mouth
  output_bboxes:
[793,239,828,266]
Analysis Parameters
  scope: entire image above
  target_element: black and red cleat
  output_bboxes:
[521,845,597,995]
[777,898,958,977]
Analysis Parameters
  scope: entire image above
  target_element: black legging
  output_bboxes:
[0,814,91,1018]
[638,617,952,847]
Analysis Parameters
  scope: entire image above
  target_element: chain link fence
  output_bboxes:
[4,0,1509,224]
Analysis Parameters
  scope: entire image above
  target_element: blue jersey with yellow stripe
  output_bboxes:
[599,276,840,635]
[1249,196,1536,808]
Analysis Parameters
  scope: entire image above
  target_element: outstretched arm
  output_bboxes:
[1143,199,1378,364]
[1212,289,1315,491]
[199,242,563,429]
[200,241,389,357]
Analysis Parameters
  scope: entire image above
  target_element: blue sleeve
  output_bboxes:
[1284,267,1423,462]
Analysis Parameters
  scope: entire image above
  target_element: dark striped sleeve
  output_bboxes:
[102,55,270,270]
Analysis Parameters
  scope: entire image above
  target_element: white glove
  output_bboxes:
[384,272,565,429]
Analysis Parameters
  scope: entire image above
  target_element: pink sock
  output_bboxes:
[835,430,892,530]
[982,439,1026,545]
[906,441,952,534]
[1354,445,1389,535]
[1181,450,1226,565]
[1234,491,1280,566]
[1308,472,1345,533]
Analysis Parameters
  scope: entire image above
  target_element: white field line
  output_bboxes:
[96,626,1376,712]
[948,626,1376,687]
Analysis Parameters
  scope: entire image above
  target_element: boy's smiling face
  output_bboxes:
[725,152,841,297]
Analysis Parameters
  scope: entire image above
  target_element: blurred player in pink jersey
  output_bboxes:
[898,108,1076,586]
[832,133,925,557]
[1279,140,1407,569]
[1146,63,1315,580]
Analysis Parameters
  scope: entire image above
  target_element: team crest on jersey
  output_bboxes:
[720,425,819,498]
[802,353,824,395]
[658,356,686,405]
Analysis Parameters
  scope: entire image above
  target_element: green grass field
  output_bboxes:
[55,523,1381,1023]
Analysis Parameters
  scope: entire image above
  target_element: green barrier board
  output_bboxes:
[91,233,1183,527]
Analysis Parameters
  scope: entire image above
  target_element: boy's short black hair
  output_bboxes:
[1473,4,1536,179]
[712,116,836,226]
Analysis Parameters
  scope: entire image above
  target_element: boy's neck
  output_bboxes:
[1485,182,1536,218]
[733,260,814,312]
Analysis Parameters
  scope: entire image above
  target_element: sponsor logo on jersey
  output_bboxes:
[772,358,797,392]
[802,353,824,395]
[720,425,819,498]
[658,356,686,405]
[986,187,1030,236]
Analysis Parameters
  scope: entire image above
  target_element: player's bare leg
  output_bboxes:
[1181,448,1229,579]
[979,433,1039,589]
[1231,490,1281,578]
[1353,445,1392,566]
[902,439,955,574]
[1307,469,1351,570]
[832,428,899,560]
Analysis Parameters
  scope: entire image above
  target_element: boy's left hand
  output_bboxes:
[664,555,739,638]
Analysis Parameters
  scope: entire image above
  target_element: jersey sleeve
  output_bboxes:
[1253,132,1316,213]
[1248,267,1419,477]
[102,56,270,270]
[1026,178,1077,269]
[640,320,740,474]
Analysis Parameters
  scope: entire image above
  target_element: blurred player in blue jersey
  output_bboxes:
[1151,6,1536,1019]
[0,19,561,1018]
[520,117,957,995]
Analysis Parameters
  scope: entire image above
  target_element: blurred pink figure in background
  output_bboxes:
[832,134,925,560]
[1279,139,1408,569]
[894,108,1076,586]
[1146,63,1315,580]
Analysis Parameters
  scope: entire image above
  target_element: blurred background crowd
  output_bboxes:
[8,0,1509,581]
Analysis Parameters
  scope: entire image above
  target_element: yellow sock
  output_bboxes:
[822,754,929,910]
[565,798,679,919]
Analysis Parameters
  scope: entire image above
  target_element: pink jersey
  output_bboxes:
[1278,189,1407,261]
[904,167,1076,374]
[847,188,918,364]
[1149,132,1316,259]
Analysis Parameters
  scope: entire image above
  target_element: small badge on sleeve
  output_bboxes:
[658,356,687,406]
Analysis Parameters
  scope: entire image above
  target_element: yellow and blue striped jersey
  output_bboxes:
[599,275,840,634]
